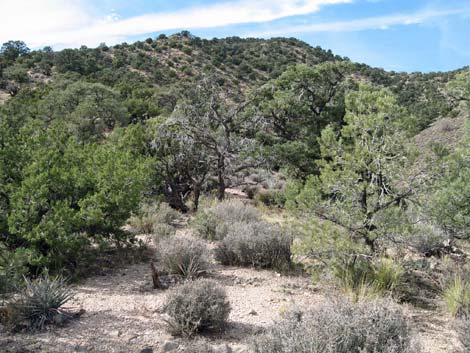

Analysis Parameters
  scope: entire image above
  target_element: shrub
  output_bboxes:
[193,199,261,240]
[163,279,230,336]
[154,202,181,225]
[443,274,470,318]
[214,221,292,270]
[254,189,286,208]
[157,235,210,278]
[129,202,180,234]
[372,257,405,294]
[0,245,28,299]
[332,256,404,299]
[252,298,421,353]
[410,225,449,256]
[13,275,73,331]
[152,223,176,245]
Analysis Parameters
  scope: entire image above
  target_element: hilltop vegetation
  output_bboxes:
[0,33,469,352]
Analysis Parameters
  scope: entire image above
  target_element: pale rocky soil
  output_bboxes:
[0,230,462,353]
[0,90,10,105]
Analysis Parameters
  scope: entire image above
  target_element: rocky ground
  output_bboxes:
[0,231,462,353]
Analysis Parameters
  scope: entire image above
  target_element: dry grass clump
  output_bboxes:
[157,235,210,279]
[252,297,421,353]
[214,221,292,270]
[163,279,231,337]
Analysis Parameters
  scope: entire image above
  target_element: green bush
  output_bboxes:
[0,245,29,299]
[193,199,261,240]
[252,298,421,353]
[214,221,292,270]
[6,124,151,271]
[13,275,73,331]
[157,235,210,278]
[163,279,231,336]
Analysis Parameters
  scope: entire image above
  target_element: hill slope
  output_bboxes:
[0,32,462,128]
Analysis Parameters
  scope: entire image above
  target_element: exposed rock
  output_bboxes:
[160,340,179,352]
[140,348,153,353]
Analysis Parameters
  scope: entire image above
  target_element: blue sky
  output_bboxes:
[1,0,469,72]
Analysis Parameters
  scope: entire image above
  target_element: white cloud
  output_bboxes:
[0,0,351,49]
[248,7,470,37]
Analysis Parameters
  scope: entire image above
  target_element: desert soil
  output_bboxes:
[0,230,462,353]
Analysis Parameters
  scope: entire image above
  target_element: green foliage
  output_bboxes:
[0,245,29,298]
[215,221,292,270]
[14,275,73,331]
[1,40,29,63]
[448,68,470,112]
[157,235,210,278]
[163,279,230,336]
[254,62,353,178]
[5,123,150,271]
[254,188,286,208]
[293,220,403,298]
[39,81,128,141]
[3,64,29,83]
[429,123,470,240]
[252,298,420,353]
[443,274,470,318]
[293,84,421,251]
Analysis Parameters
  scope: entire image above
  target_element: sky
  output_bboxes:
[0,0,469,72]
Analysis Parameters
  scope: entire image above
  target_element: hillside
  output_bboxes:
[1,32,469,353]
[0,32,460,127]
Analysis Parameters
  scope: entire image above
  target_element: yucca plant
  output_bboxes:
[16,275,73,330]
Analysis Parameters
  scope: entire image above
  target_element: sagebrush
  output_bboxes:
[157,235,210,278]
[163,279,231,336]
[251,297,421,353]
[214,221,292,270]
[193,199,261,240]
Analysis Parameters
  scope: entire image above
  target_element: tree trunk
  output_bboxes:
[193,183,201,211]
[164,183,189,213]
[217,154,226,201]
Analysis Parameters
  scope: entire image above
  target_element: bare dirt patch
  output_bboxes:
[0,233,462,353]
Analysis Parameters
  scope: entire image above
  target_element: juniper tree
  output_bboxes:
[294,84,426,252]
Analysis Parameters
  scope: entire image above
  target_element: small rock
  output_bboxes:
[248,310,258,316]
[231,344,248,353]
[110,329,121,337]
[140,348,153,353]
[161,340,179,352]
[214,344,232,353]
